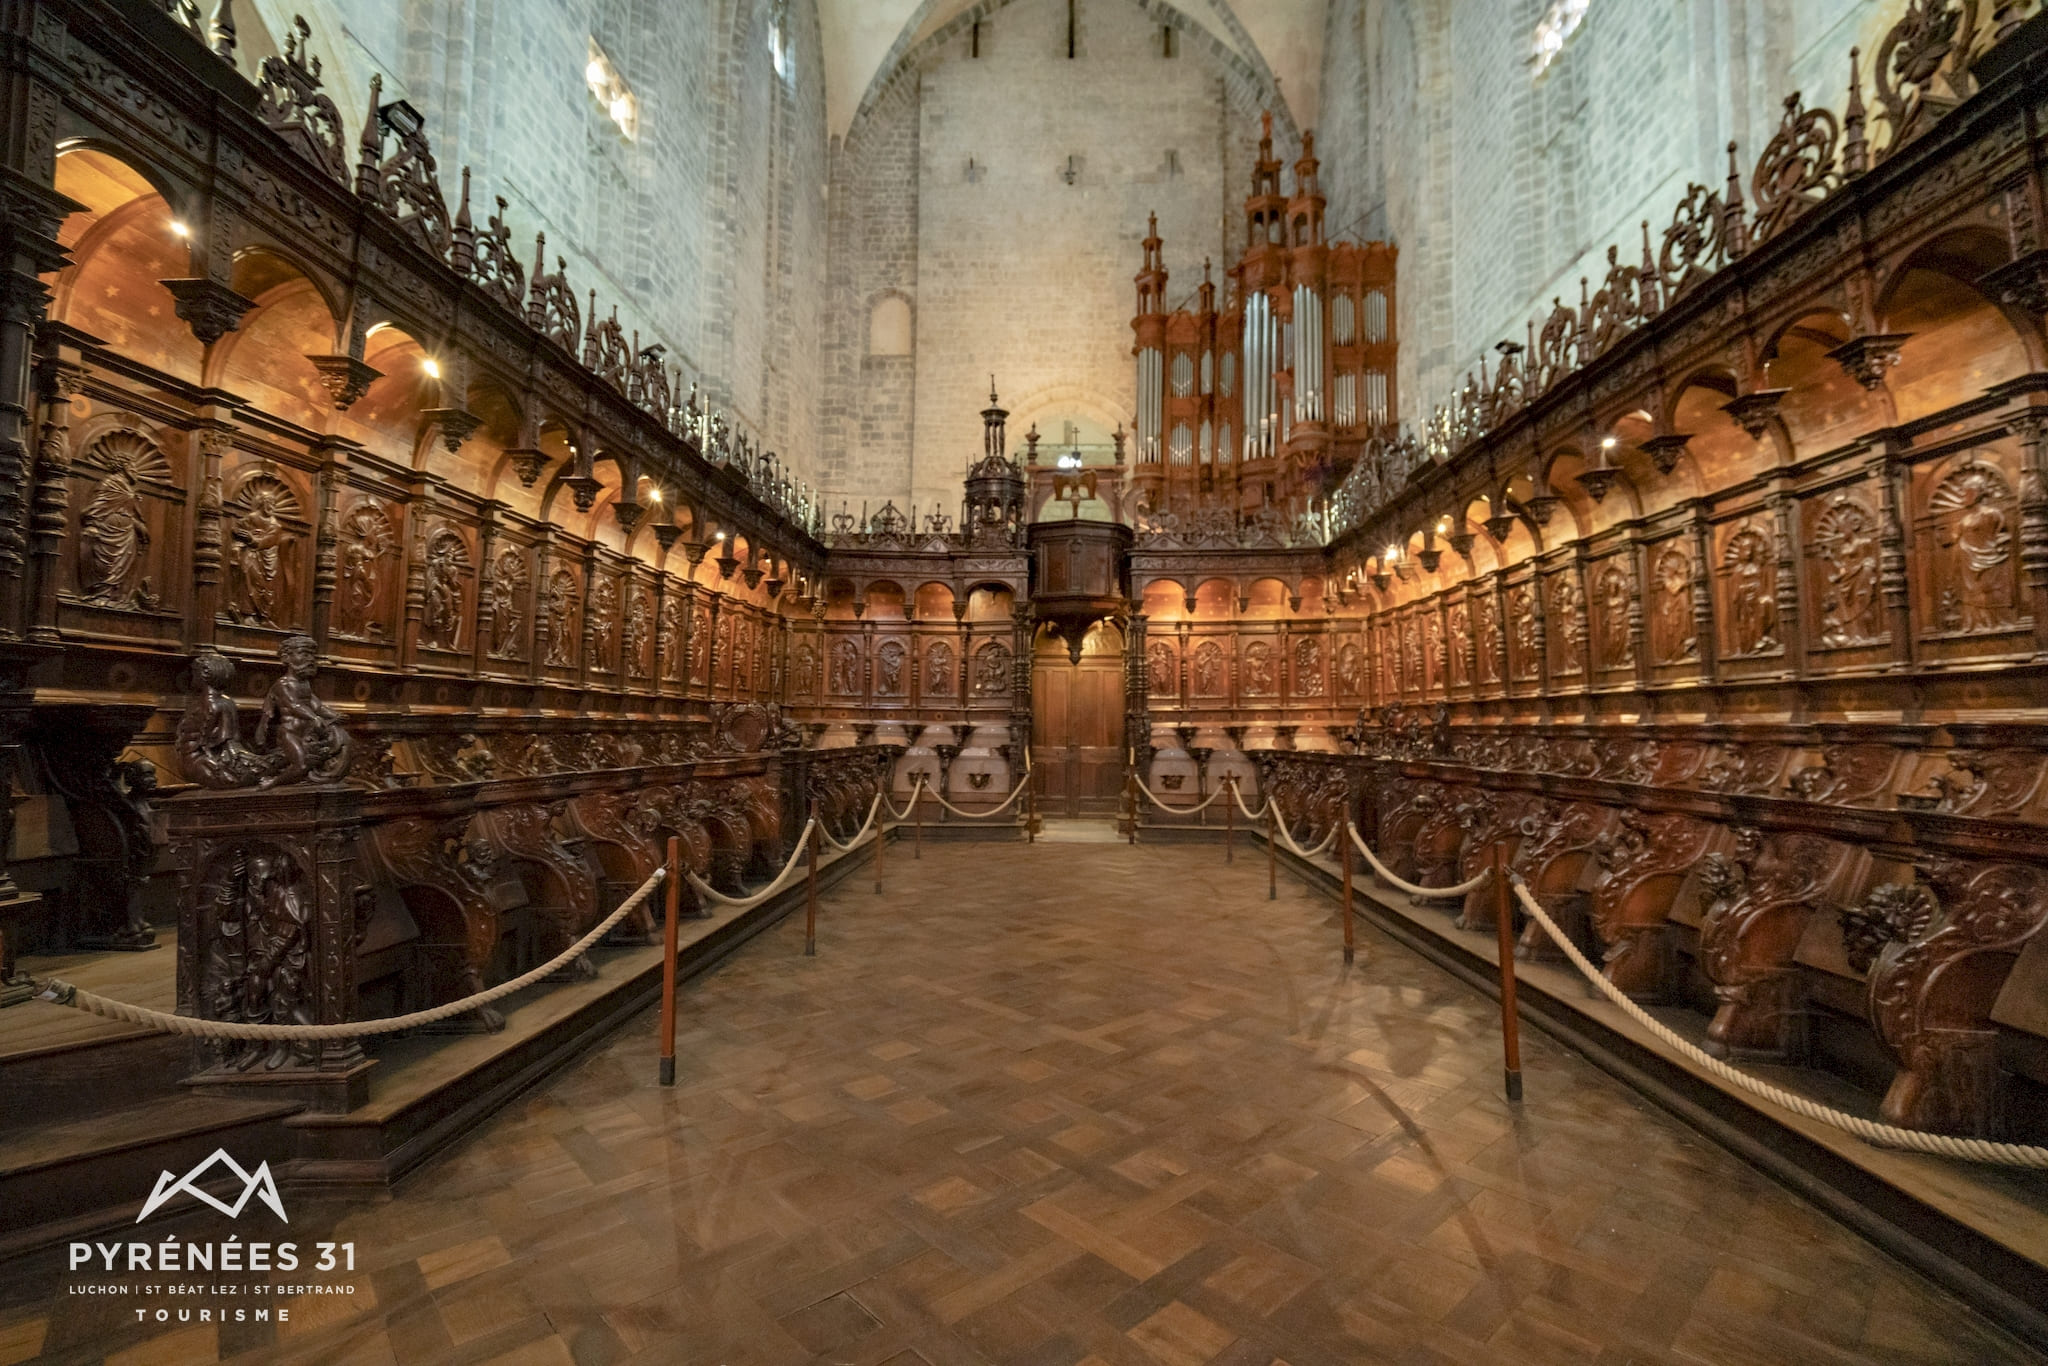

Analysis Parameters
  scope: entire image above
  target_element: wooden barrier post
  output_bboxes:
[1224,775,1235,863]
[1265,803,1277,900]
[1340,820,1355,965]
[872,797,885,894]
[1026,773,1036,843]
[658,836,681,1086]
[914,779,924,859]
[804,800,820,957]
[1493,841,1523,1102]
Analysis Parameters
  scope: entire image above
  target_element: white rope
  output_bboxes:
[1231,780,1271,822]
[689,818,821,910]
[1348,824,1493,898]
[1507,877,2048,1168]
[923,774,1030,818]
[1133,775,1228,813]
[821,794,884,852]
[32,868,668,1040]
[1274,819,1339,860]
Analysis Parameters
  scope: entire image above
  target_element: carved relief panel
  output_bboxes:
[1446,602,1469,687]
[1471,588,1500,684]
[1718,520,1781,658]
[926,640,955,696]
[1192,639,1225,696]
[875,638,905,697]
[417,526,471,653]
[543,568,580,667]
[731,617,751,692]
[486,546,530,662]
[587,571,620,673]
[1917,453,2023,643]
[1591,560,1634,670]
[1294,636,1325,697]
[222,467,308,628]
[973,640,1012,695]
[792,639,817,695]
[1807,488,1885,650]
[1242,639,1276,696]
[333,501,400,642]
[660,595,687,682]
[1648,544,1697,664]
[1506,584,1538,680]
[690,605,712,684]
[830,637,860,695]
[67,426,180,615]
[1146,640,1176,695]
[1336,639,1365,698]
[1549,573,1585,677]
[623,584,655,679]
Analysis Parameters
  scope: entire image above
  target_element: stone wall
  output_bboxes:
[244,0,829,481]
[1316,0,1888,429]
[819,0,1285,517]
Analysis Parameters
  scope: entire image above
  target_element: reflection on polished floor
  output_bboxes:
[4,840,2039,1366]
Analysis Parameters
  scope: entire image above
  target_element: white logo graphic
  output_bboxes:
[136,1149,288,1224]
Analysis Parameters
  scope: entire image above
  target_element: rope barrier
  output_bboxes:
[690,818,822,910]
[1347,824,1493,898]
[820,794,885,852]
[921,773,1030,819]
[1231,782,1271,823]
[1506,877,2048,1167]
[32,867,668,1041]
[1132,774,1229,814]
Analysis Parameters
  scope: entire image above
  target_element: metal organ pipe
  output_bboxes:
[1138,347,1162,460]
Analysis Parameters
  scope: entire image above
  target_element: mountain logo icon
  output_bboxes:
[136,1149,288,1224]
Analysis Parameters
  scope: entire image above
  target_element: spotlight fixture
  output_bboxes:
[420,356,442,379]
[169,220,191,239]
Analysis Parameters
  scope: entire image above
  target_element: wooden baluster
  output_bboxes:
[1266,801,1277,901]
[1225,774,1235,863]
[1341,817,1355,965]
[804,799,819,956]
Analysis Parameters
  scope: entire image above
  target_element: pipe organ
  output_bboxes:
[1130,115,1397,520]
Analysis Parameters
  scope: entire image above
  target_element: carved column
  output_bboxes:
[705,589,724,700]
[0,168,78,641]
[308,454,345,649]
[2009,408,2048,657]
[1628,534,1652,690]
[24,345,74,641]
[1688,506,1719,685]
[1010,600,1033,758]
[472,510,500,678]
[1528,574,1550,698]
[188,425,231,647]
[399,501,427,673]
[676,579,698,699]
[576,548,599,692]
[650,570,672,695]
[1769,491,1806,676]
[528,537,554,685]
[1127,610,1150,763]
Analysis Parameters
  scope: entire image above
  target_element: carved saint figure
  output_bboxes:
[1929,461,2016,633]
[420,530,465,650]
[624,590,653,676]
[1723,526,1779,655]
[925,640,954,695]
[1506,588,1535,677]
[1447,604,1470,683]
[731,620,751,690]
[1295,637,1324,696]
[486,549,529,659]
[1812,494,1882,648]
[1192,640,1224,695]
[588,576,619,671]
[1337,641,1364,696]
[1243,640,1275,695]
[1653,547,1696,663]
[1148,641,1176,694]
[1551,576,1585,674]
[335,505,397,639]
[545,570,579,667]
[659,598,685,680]
[831,639,860,694]
[229,479,296,625]
[1472,592,1498,681]
[239,849,313,1068]
[794,642,818,694]
[691,607,712,681]
[78,466,152,607]
[876,640,905,695]
[1595,563,1634,669]
[175,650,283,788]
[254,636,352,787]
[974,641,1012,695]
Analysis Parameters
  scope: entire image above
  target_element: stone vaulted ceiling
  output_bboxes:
[817,0,1328,138]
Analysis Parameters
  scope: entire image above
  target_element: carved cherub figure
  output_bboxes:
[254,635,352,787]
[175,650,286,788]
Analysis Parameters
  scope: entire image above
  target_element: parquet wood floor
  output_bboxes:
[3,838,2040,1365]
